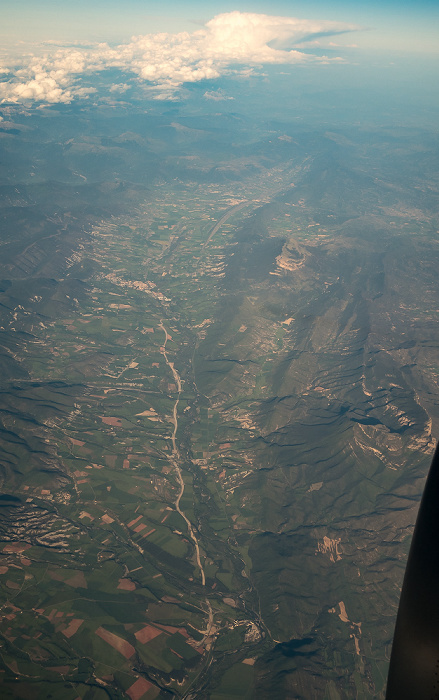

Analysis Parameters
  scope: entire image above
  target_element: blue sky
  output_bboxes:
[0,2,437,113]
[2,0,438,53]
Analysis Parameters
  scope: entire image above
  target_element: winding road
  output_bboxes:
[159,322,213,636]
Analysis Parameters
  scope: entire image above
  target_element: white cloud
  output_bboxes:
[203,89,234,102]
[0,11,359,104]
[109,83,131,93]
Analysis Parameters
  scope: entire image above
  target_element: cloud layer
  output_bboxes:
[0,12,358,104]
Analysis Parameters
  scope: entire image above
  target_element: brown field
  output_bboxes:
[95,627,135,659]
[100,416,123,427]
[3,542,31,554]
[101,514,114,524]
[134,625,162,644]
[69,438,85,447]
[142,528,156,538]
[154,623,178,634]
[65,572,87,588]
[48,665,70,675]
[62,619,84,638]
[118,578,136,591]
[126,677,154,700]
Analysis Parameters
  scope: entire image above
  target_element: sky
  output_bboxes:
[2,0,438,50]
[0,1,438,109]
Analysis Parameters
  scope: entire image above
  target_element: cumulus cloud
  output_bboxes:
[0,11,359,104]
[109,83,131,93]
[203,88,234,101]
[0,50,96,103]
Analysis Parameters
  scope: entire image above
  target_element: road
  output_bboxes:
[159,322,213,636]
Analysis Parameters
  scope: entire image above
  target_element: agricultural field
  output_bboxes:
[0,104,438,699]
